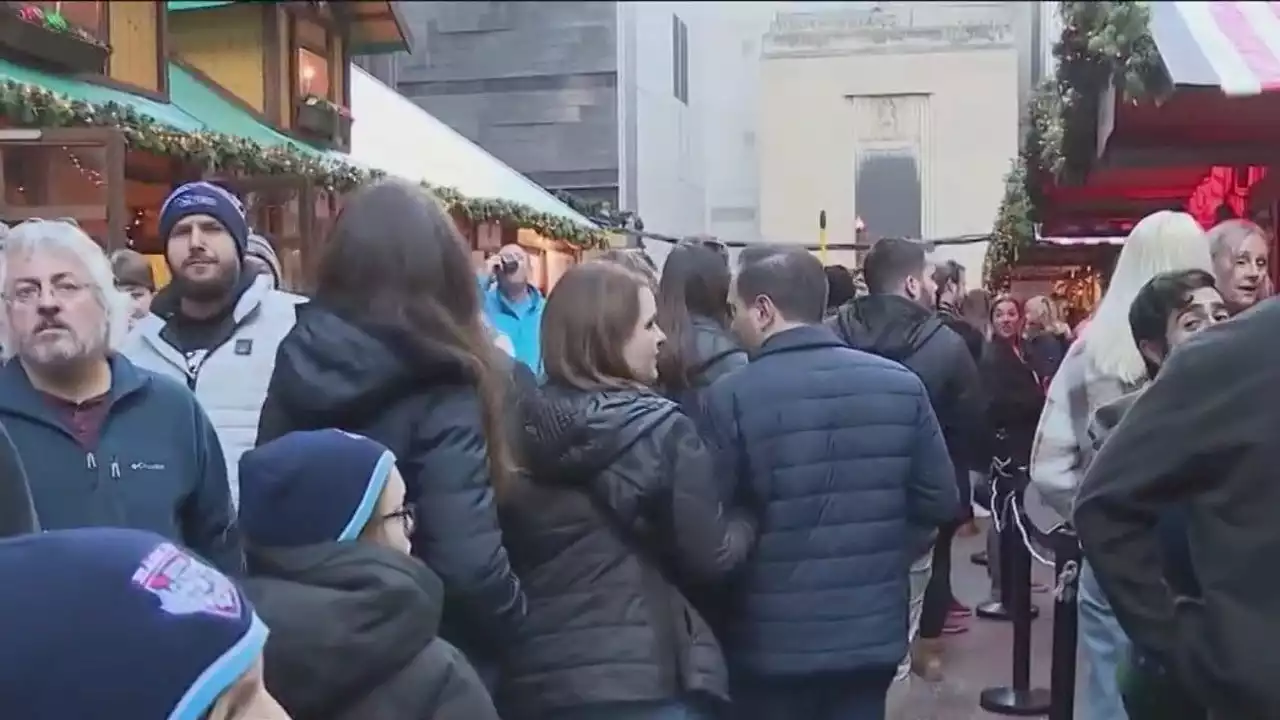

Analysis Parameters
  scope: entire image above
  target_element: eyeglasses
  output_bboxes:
[6,279,89,306]
[382,503,416,536]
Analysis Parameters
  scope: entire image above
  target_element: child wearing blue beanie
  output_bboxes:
[238,429,501,720]
[0,527,289,720]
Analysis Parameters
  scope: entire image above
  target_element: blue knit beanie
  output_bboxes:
[159,181,250,257]
[239,429,398,547]
[0,527,267,720]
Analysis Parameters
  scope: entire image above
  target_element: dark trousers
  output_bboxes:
[732,668,895,720]
[919,522,956,638]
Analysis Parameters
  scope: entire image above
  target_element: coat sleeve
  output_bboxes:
[1028,359,1083,518]
[942,332,989,474]
[409,391,526,643]
[1074,314,1270,678]
[907,383,960,528]
[652,412,755,582]
[697,377,748,506]
[182,399,245,576]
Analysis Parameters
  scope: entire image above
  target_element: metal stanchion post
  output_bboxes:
[980,488,1052,716]
[1047,525,1081,720]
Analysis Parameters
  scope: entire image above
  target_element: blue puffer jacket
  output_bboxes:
[701,325,959,676]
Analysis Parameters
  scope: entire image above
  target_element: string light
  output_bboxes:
[61,145,104,187]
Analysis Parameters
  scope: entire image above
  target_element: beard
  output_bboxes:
[19,326,102,377]
[173,260,240,303]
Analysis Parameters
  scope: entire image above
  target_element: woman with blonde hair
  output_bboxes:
[1023,295,1072,384]
[1028,209,1213,720]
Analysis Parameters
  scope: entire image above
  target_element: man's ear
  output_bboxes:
[1137,338,1167,371]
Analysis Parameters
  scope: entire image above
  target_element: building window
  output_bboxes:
[672,15,688,104]
[296,47,331,99]
[854,148,922,240]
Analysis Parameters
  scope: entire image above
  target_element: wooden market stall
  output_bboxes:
[0,1,606,295]
[987,2,1280,290]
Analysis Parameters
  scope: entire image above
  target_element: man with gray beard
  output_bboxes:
[0,220,241,573]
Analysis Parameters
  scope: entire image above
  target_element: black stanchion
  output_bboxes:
[980,493,1052,716]
[1047,525,1081,720]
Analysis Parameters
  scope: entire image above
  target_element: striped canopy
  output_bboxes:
[1152,2,1280,96]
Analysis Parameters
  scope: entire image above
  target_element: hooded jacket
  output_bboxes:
[122,273,305,507]
[257,303,526,660]
[830,295,987,496]
[0,421,36,537]
[243,543,500,720]
[497,385,754,717]
[1074,297,1280,718]
[663,315,748,418]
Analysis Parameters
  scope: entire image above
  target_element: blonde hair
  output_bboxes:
[0,220,130,361]
[1081,210,1213,383]
[1207,218,1266,264]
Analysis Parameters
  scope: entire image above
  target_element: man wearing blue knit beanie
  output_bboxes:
[238,429,501,719]
[0,527,291,719]
[122,181,307,508]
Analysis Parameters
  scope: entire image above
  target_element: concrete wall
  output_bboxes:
[758,2,1019,272]
[621,2,708,237]
[363,2,622,203]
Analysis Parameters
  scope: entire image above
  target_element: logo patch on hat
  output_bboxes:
[131,543,242,620]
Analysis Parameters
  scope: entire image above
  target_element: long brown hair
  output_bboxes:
[542,261,649,391]
[313,179,517,496]
[655,242,731,392]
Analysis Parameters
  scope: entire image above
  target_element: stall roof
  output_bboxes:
[1151,2,1280,96]
[349,65,595,229]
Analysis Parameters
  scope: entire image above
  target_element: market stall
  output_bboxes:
[986,1,1280,290]
[348,64,599,294]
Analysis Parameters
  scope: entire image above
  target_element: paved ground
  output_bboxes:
[894,527,1080,720]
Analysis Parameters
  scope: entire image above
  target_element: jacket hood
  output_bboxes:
[832,294,944,362]
[243,542,443,717]
[688,316,744,376]
[522,386,678,484]
[268,304,473,427]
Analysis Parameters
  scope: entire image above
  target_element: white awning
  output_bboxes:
[349,66,596,228]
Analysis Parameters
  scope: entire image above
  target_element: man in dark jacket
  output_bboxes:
[0,219,241,574]
[703,245,958,720]
[1083,269,1228,720]
[829,240,986,647]
[1074,284,1280,719]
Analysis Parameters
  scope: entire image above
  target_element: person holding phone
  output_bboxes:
[481,245,544,373]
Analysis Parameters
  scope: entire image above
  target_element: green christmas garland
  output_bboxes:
[0,79,609,248]
[985,1,1164,287]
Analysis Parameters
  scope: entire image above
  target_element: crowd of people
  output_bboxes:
[0,175,1275,720]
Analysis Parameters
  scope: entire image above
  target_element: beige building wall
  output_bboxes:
[758,3,1020,273]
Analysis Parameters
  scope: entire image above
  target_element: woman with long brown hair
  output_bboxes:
[655,242,746,414]
[257,180,526,675]
[500,261,754,720]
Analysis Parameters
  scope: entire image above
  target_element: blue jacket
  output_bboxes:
[482,283,544,372]
[701,325,959,676]
[0,355,242,573]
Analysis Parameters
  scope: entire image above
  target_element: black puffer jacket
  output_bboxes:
[243,543,500,720]
[497,385,754,718]
[830,295,986,512]
[663,316,747,418]
[257,303,526,660]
